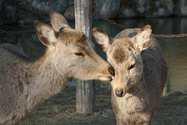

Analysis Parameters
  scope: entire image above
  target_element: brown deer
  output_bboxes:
[0,11,114,125]
[92,25,168,125]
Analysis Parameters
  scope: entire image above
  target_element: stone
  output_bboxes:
[173,0,187,16]
[99,0,121,19]
[1,0,18,24]
[23,0,69,15]
[117,7,138,18]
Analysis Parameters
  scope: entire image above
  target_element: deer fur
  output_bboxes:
[0,11,114,125]
[92,25,168,125]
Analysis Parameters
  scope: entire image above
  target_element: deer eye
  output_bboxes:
[128,64,135,70]
[74,52,84,56]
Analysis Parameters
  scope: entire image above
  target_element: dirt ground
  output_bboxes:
[20,83,187,125]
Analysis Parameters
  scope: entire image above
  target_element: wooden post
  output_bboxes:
[74,0,95,114]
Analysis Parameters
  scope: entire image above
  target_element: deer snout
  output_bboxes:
[115,89,124,97]
[97,64,115,81]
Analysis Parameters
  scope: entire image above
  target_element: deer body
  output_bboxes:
[0,44,70,125]
[93,26,168,125]
[0,12,114,125]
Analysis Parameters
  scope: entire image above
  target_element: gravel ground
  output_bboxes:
[20,83,187,125]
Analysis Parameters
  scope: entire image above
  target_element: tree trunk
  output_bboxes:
[75,0,95,114]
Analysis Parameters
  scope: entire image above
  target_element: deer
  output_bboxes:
[92,25,168,125]
[0,11,115,125]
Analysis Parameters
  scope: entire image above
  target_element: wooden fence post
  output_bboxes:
[74,0,95,114]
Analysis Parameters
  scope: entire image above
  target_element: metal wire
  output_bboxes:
[65,9,75,18]
[94,10,125,29]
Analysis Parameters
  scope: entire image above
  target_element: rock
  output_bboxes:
[117,7,138,18]
[1,0,18,25]
[23,0,69,15]
[136,0,146,14]
[156,0,173,17]
[157,8,170,17]
[144,0,174,17]
[163,0,174,14]
[174,0,187,16]
[2,0,187,25]
[181,6,187,16]
[117,0,140,18]
[97,0,121,19]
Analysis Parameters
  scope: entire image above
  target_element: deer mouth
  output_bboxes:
[98,75,115,81]
[111,76,115,80]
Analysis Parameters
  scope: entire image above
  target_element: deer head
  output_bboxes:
[93,25,152,97]
[34,11,115,81]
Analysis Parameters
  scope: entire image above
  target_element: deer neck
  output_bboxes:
[23,51,70,114]
[128,75,147,96]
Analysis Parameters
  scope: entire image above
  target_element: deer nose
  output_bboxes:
[108,66,115,76]
[115,89,123,97]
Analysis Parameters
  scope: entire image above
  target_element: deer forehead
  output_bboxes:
[58,28,89,46]
[109,39,135,64]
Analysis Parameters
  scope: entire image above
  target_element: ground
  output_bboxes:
[20,83,187,125]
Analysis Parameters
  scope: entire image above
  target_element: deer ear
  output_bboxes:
[133,25,152,51]
[50,11,70,32]
[34,21,57,47]
[92,27,112,52]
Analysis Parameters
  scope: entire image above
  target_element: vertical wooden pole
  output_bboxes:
[75,0,95,114]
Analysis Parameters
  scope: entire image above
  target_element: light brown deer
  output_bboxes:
[0,11,115,125]
[92,25,168,125]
